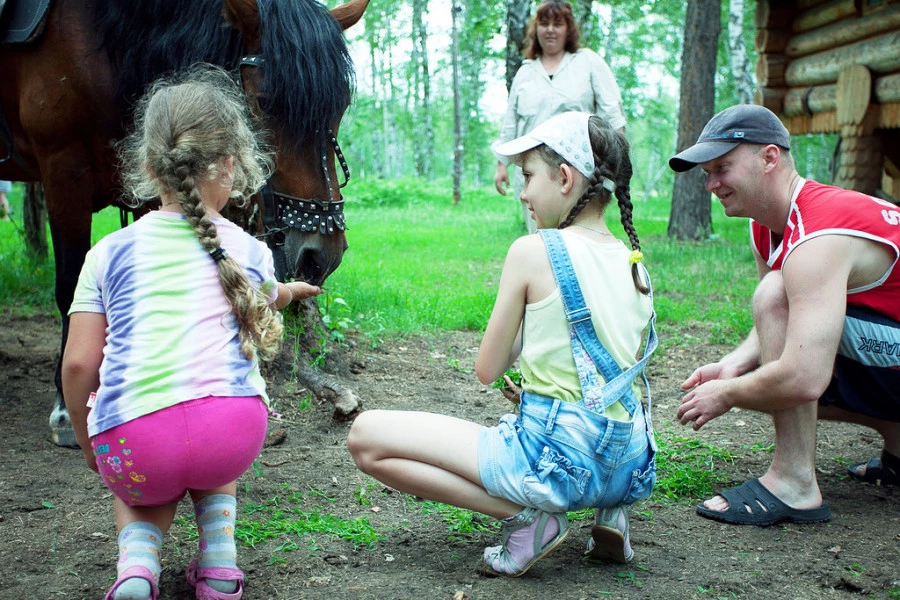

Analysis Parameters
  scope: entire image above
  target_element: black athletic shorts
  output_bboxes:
[819,305,900,422]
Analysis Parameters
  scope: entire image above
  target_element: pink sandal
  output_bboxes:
[104,565,159,600]
[185,557,244,600]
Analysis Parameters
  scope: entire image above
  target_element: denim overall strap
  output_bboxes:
[539,229,657,420]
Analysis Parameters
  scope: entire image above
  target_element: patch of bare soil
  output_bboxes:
[0,315,898,600]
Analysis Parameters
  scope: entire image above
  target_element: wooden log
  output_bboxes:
[784,84,838,116]
[835,122,883,195]
[793,0,857,33]
[782,73,900,116]
[758,54,788,87]
[785,31,900,86]
[786,4,900,57]
[756,86,788,113]
[785,103,900,133]
[797,0,832,10]
[756,0,795,29]
[875,74,900,106]
[882,103,900,128]
[756,27,789,53]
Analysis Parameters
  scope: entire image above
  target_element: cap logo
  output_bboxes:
[706,131,744,140]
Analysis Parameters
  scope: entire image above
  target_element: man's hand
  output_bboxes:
[677,379,732,430]
[681,361,742,391]
[494,163,510,196]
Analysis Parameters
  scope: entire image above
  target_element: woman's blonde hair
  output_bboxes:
[119,65,285,360]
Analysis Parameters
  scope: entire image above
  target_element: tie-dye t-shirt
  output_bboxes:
[69,211,279,437]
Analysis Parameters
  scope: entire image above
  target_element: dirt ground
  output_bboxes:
[0,314,898,600]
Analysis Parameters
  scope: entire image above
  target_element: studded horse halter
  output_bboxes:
[238,55,351,280]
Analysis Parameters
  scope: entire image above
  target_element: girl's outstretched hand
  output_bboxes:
[286,281,324,301]
[499,374,522,404]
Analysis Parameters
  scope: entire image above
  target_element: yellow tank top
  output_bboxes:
[519,230,652,422]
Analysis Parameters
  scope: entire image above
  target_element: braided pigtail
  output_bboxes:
[551,116,649,294]
[613,156,649,294]
[119,65,282,360]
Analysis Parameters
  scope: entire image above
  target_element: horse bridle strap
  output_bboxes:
[279,193,347,235]
[238,53,351,244]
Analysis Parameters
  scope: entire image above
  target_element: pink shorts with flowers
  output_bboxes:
[91,395,267,506]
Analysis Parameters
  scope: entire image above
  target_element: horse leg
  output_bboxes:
[47,217,92,447]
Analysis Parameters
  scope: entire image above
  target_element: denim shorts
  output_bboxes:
[478,392,656,513]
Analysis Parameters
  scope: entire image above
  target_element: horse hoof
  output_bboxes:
[48,404,79,448]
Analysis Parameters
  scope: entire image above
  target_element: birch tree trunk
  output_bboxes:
[505,0,530,92]
[604,5,618,65]
[668,0,720,240]
[451,0,462,204]
[574,0,598,51]
[728,0,755,105]
[411,0,433,177]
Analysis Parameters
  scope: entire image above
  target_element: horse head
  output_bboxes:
[223,0,368,286]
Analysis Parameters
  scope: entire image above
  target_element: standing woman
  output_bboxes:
[493,0,626,234]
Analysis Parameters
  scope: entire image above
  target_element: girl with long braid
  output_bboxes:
[349,112,657,577]
[62,66,321,600]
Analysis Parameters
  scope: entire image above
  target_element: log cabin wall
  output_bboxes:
[756,0,900,198]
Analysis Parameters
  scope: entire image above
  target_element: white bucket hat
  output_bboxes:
[492,111,595,178]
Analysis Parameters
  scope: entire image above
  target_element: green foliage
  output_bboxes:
[418,500,499,540]
[491,368,522,390]
[171,485,383,554]
[653,431,735,502]
[238,488,383,550]
[0,185,120,314]
[327,176,521,334]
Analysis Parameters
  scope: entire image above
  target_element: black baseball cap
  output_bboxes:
[668,104,791,172]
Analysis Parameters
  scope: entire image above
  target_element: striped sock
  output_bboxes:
[196,494,238,594]
[112,522,162,600]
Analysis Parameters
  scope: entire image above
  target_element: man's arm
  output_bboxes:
[678,235,851,428]
[681,252,772,390]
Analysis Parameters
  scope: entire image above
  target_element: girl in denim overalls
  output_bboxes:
[348,111,656,577]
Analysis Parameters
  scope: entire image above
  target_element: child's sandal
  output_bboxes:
[585,506,634,563]
[104,565,160,600]
[482,507,569,577]
[185,557,244,600]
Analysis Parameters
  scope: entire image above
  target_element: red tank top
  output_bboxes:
[750,179,900,321]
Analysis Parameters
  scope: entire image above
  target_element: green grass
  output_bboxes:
[418,499,499,540]
[0,184,56,314]
[0,177,756,349]
[327,176,756,348]
[653,432,736,502]
[325,177,521,334]
[0,183,122,314]
[174,483,383,554]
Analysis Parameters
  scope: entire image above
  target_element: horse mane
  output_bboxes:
[91,0,355,153]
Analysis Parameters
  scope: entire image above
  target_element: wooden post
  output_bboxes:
[834,65,883,194]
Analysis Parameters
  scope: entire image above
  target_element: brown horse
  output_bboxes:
[0,0,368,445]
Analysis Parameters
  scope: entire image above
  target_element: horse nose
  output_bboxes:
[296,243,346,286]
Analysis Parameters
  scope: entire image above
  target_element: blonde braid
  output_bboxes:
[119,65,284,360]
